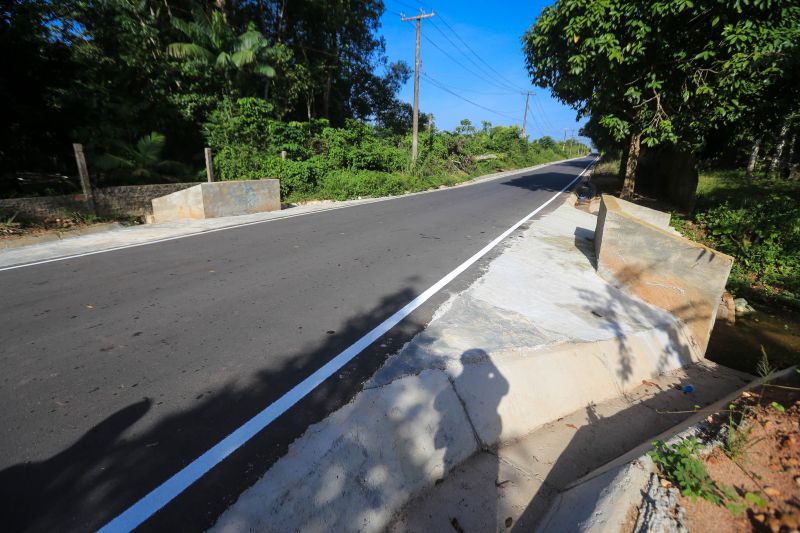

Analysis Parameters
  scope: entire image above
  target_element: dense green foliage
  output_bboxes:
[672,169,800,305]
[204,98,588,201]
[2,0,590,201]
[0,0,413,190]
[523,0,800,195]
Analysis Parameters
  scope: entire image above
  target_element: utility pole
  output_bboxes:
[521,92,530,139]
[401,10,435,162]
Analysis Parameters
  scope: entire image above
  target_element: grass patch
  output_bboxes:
[671,168,800,309]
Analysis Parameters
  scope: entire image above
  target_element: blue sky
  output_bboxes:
[377,0,588,144]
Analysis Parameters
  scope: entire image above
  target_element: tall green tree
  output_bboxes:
[523,0,800,198]
[167,8,275,99]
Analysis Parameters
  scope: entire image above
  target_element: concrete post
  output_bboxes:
[205,147,215,183]
[280,150,287,161]
[72,143,96,213]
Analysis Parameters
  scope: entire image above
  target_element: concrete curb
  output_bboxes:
[537,365,799,533]
[0,222,123,250]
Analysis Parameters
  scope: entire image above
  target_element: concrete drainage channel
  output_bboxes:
[210,187,751,532]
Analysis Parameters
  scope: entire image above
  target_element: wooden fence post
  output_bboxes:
[72,143,96,214]
[205,147,215,183]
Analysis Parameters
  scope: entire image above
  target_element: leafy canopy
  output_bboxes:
[523,0,800,148]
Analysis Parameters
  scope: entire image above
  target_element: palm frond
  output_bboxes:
[237,30,267,52]
[215,51,233,68]
[135,132,166,163]
[166,42,214,62]
[231,49,256,68]
[254,64,276,77]
[95,153,135,171]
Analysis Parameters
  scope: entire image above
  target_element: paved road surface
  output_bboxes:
[0,157,593,532]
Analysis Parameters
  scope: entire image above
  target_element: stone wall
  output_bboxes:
[0,194,91,222]
[93,183,198,218]
[0,182,198,222]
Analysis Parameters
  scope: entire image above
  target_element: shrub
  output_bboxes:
[213,145,327,197]
[318,170,411,200]
[696,194,800,294]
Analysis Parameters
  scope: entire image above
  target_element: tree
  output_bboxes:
[167,8,275,99]
[523,0,800,199]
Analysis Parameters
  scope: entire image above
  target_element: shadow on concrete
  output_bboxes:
[0,283,432,533]
[435,349,508,530]
[514,229,740,528]
[573,226,597,269]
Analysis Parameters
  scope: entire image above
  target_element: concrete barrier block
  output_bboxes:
[151,180,280,223]
[595,195,733,355]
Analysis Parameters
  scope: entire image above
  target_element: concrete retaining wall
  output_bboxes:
[151,180,280,223]
[0,183,198,222]
[595,194,733,355]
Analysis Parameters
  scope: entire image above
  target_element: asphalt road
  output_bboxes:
[0,156,593,532]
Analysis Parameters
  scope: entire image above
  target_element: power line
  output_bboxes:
[529,92,555,132]
[422,73,520,122]
[427,19,522,94]
[420,33,523,95]
[420,73,520,95]
[436,13,529,93]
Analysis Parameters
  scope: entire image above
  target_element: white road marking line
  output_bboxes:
[0,158,583,273]
[98,158,594,532]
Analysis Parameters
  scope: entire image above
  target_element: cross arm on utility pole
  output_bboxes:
[399,10,435,22]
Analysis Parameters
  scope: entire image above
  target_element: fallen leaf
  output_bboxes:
[660,478,672,488]
[764,486,782,498]
[753,513,765,523]
[505,517,513,528]
[450,517,465,533]
[706,415,714,423]
[767,517,781,533]
[566,423,578,430]
[742,391,753,398]
[86,304,94,309]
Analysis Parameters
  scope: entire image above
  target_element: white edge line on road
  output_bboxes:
[0,157,586,273]
[98,158,595,533]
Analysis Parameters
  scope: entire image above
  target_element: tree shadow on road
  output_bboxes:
[0,282,439,533]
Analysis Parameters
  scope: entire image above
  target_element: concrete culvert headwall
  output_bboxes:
[594,194,733,355]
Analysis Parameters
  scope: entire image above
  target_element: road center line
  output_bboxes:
[98,158,595,533]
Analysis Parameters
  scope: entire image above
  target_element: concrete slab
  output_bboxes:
[388,362,751,532]
[595,195,734,354]
[370,202,703,446]
[369,204,693,389]
[386,450,556,533]
[151,180,280,222]
[211,370,478,533]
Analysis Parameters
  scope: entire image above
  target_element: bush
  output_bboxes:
[318,170,411,200]
[696,194,800,294]
[214,145,327,197]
